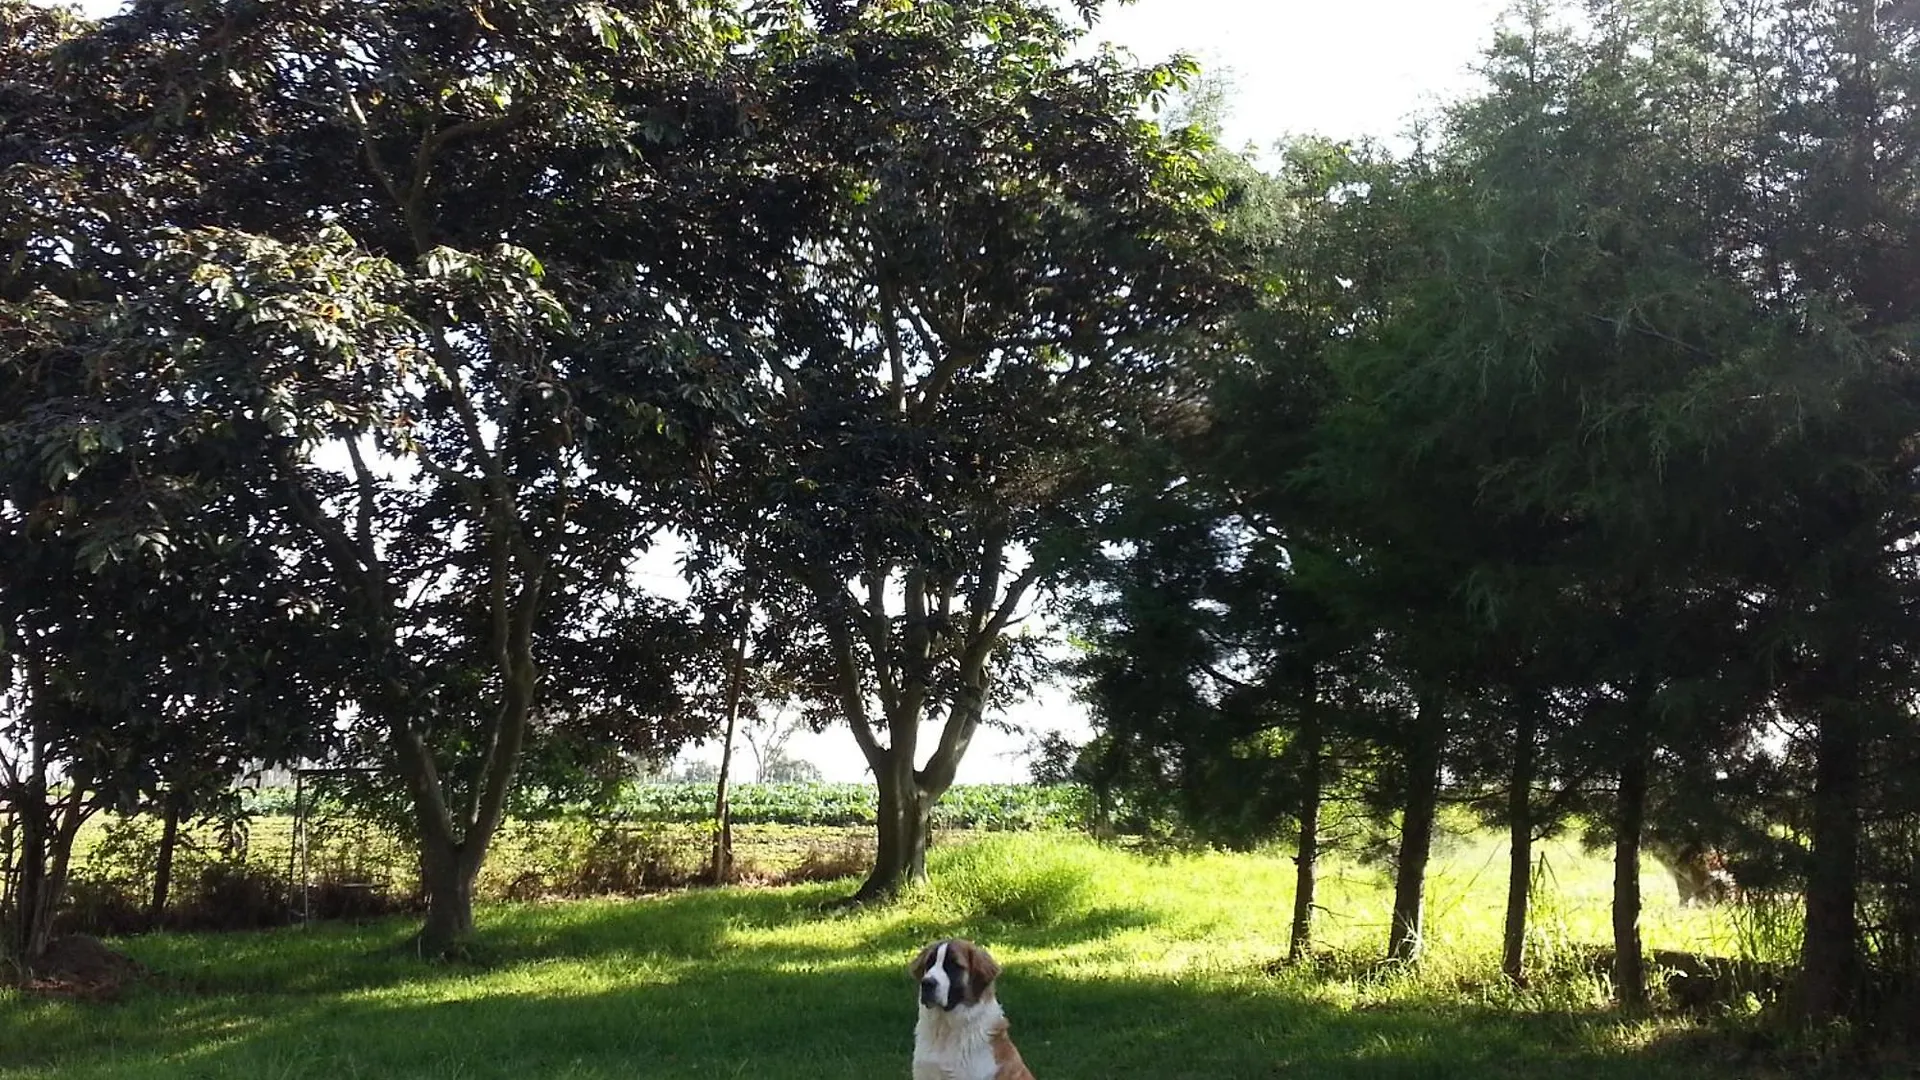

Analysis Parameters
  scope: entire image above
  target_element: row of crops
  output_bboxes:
[241,782,1090,831]
[613,782,1086,830]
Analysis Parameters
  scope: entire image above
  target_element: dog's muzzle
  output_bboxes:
[920,976,958,1010]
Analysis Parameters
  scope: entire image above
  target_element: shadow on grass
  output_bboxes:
[3,957,1739,1080]
[89,884,834,1001]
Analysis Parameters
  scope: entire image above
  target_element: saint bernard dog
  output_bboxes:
[909,938,1035,1080]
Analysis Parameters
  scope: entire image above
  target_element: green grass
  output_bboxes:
[0,833,1839,1079]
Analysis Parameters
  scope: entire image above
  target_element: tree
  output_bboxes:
[700,0,1245,902]
[0,0,347,964]
[1062,132,1439,961]
[0,520,337,962]
[1704,0,1920,1021]
[744,709,821,784]
[1430,0,1920,1014]
[2,0,826,955]
[1006,0,1920,1028]
[1293,0,1919,1005]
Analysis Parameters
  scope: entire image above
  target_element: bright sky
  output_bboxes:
[1092,0,1507,155]
[54,0,1508,783]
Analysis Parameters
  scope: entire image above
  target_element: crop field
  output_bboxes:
[56,784,1086,927]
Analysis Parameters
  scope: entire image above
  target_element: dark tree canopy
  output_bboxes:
[1067,0,1920,1025]
[2,0,838,955]
[689,0,1250,902]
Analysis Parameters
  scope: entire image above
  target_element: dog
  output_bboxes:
[909,938,1035,1080]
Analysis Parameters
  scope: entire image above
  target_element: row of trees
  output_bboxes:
[1067,0,1918,1029]
[1,0,1241,961]
[7,0,1915,1038]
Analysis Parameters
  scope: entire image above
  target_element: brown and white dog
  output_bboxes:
[909,938,1035,1080]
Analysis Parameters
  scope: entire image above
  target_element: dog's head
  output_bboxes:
[909,938,1002,1012]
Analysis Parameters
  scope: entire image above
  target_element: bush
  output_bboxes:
[778,836,875,886]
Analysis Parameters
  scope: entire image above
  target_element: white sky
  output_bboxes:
[54,0,1507,783]
[1093,0,1505,156]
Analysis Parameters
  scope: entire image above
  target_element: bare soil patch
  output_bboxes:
[20,934,146,1000]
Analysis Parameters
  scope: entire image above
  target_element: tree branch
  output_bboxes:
[879,278,909,417]
[425,326,512,503]
[266,449,459,853]
[985,563,1043,639]
[337,78,432,255]
[344,435,383,573]
[462,558,546,876]
[856,562,900,715]
[411,110,527,212]
[817,574,887,770]
[904,299,972,422]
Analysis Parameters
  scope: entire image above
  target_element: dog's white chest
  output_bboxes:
[913,1005,1004,1080]
[912,1042,999,1080]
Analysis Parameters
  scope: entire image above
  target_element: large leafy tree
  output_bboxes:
[699,0,1246,902]
[2,0,830,954]
[0,0,339,965]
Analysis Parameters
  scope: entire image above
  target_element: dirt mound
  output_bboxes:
[22,934,146,999]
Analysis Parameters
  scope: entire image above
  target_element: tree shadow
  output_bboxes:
[2,957,1761,1080]
[98,884,833,1000]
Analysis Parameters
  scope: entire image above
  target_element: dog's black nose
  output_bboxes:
[919,978,939,1001]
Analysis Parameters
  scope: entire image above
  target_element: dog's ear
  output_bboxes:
[962,941,1001,987]
[908,941,941,981]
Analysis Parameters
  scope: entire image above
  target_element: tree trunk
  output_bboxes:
[415,841,477,957]
[6,728,88,966]
[1503,695,1539,987]
[393,593,539,958]
[854,758,934,903]
[394,714,512,960]
[710,620,751,886]
[11,791,50,964]
[846,669,982,906]
[1388,694,1445,963]
[1613,741,1650,1008]
[149,796,182,930]
[1288,704,1323,964]
[9,797,88,965]
[1798,700,1864,1022]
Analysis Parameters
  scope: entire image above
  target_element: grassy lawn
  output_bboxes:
[0,833,1839,1079]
